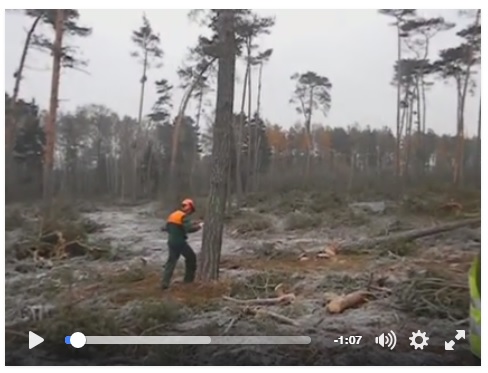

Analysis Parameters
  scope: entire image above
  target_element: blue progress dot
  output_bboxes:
[65,336,71,344]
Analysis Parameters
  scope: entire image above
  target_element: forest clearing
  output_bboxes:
[5,188,480,365]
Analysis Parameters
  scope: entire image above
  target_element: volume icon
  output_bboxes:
[375,331,397,350]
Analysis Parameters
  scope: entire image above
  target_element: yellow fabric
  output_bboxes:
[469,254,481,359]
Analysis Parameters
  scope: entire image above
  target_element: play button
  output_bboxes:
[29,331,44,349]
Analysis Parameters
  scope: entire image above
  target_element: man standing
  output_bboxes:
[162,198,203,290]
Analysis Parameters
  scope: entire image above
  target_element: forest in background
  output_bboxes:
[5,9,481,206]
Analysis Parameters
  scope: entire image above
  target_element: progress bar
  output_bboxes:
[65,333,311,348]
[87,336,211,344]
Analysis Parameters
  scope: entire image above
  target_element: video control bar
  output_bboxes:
[65,333,311,348]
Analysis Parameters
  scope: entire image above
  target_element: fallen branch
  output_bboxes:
[333,218,480,253]
[140,323,167,336]
[368,285,392,294]
[394,273,469,320]
[223,293,296,306]
[40,230,65,245]
[244,306,299,326]
[223,315,241,335]
[17,228,104,262]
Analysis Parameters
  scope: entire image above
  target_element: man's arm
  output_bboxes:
[183,216,202,234]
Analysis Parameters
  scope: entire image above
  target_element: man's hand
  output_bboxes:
[199,221,204,229]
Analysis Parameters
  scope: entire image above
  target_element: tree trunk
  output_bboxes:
[419,36,429,135]
[7,13,43,200]
[132,140,138,202]
[235,62,249,208]
[226,140,233,213]
[415,78,422,176]
[404,94,414,180]
[256,62,263,117]
[398,85,410,177]
[420,77,427,134]
[137,50,148,125]
[455,9,481,187]
[304,87,314,180]
[331,218,480,254]
[12,14,42,106]
[169,58,216,202]
[395,25,402,178]
[43,9,64,207]
[252,134,262,190]
[453,81,463,185]
[189,92,204,194]
[133,51,149,201]
[245,39,253,193]
[347,151,355,192]
[199,10,236,282]
[454,100,465,187]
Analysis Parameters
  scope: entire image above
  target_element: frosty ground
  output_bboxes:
[4,191,480,365]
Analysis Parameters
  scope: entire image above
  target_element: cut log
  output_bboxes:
[326,290,369,314]
[333,218,480,253]
[324,245,338,257]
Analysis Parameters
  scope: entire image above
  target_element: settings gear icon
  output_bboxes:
[409,330,429,350]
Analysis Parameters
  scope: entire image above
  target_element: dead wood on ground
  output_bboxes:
[325,290,370,314]
[319,218,480,254]
[244,306,299,326]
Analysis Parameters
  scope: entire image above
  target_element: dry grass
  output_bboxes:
[5,208,26,231]
[317,272,370,293]
[229,271,291,299]
[229,211,273,234]
[38,198,106,241]
[400,186,480,220]
[129,299,184,334]
[327,209,370,228]
[283,212,321,231]
[249,190,344,215]
[393,268,470,321]
[377,240,419,257]
[69,269,232,309]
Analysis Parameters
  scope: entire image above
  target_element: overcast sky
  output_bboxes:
[5,9,481,136]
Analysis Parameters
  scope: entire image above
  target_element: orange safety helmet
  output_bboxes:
[181,198,195,213]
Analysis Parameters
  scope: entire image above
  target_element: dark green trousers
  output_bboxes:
[161,242,197,289]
